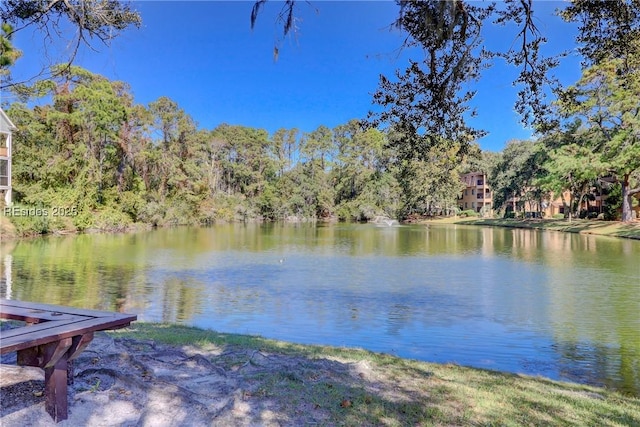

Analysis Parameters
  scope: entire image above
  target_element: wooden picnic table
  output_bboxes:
[0,299,136,422]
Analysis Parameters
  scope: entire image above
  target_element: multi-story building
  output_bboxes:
[458,170,638,220]
[458,171,492,215]
[0,108,17,207]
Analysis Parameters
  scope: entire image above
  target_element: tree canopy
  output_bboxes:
[0,0,141,89]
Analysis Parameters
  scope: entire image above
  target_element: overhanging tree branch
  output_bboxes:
[1,0,141,90]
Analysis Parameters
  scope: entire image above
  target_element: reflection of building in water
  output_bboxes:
[480,227,495,257]
[0,240,15,299]
[508,228,542,263]
[541,231,607,269]
[0,253,12,299]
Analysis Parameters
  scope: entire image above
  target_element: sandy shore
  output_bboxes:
[1,331,374,426]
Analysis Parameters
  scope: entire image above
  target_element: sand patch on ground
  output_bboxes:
[1,332,384,426]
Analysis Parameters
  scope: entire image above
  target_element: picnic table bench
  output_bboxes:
[0,299,136,422]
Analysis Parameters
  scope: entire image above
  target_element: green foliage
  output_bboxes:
[91,206,134,232]
[555,55,640,222]
[0,22,22,72]
[489,139,547,213]
[3,58,627,239]
[3,204,50,235]
[6,1,637,235]
[460,209,479,218]
[537,129,602,219]
[559,0,640,67]
[72,210,95,231]
[117,190,145,222]
[602,183,623,221]
[257,183,280,221]
[0,215,17,238]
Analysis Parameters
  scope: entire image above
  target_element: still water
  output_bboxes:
[1,223,639,395]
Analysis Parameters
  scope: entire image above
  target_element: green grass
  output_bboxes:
[110,323,640,426]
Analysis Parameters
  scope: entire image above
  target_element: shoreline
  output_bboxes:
[3,214,640,242]
[2,322,638,426]
[421,216,640,240]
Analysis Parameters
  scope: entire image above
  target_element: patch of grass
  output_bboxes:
[112,322,383,361]
[109,323,640,426]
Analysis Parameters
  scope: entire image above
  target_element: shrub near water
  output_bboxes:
[2,204,51,236]
[460,209,479,217]
[89,207,134,232]
[2,202,139,236]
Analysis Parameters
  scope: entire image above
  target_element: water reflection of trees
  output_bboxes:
[159,277,205,323]
[126,223,509,259]
[548,272,640,395]
[539,231,640,396]
[3,234,150,312]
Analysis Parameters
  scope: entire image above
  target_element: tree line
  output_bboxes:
[4,52,639,236]
[5,66,457,234]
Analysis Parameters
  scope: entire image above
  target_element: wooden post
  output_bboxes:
[44,353,69,421]
[17,338,73,422]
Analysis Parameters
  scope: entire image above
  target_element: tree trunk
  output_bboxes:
[620,174,638,223]
[577,192,586,219]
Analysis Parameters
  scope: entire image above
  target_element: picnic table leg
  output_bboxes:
[44,352,69,421]
[67,333,95,386]
[17,337,73,422]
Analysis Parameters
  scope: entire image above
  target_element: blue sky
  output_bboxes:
[5,1,582,152]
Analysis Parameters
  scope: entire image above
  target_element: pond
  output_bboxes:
[1,223,639,395]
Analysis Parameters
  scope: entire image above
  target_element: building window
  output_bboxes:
[0,159,7,186]
[472,202,475,208]
[477,179,483,186]
[477,193,483,199]
[471,189,475,195]
[464,189,468,196]
[465,202,468,209]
